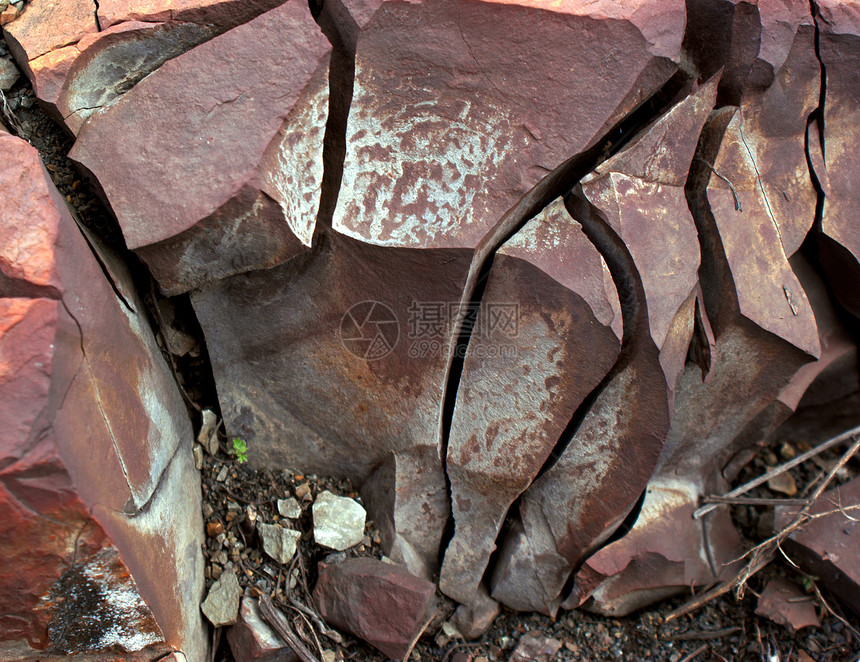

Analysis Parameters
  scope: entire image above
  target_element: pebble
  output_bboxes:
[206,521,224,537]
[277,496,302,519]
[216,465,228,482]
[257,522,301,565]
[201,566,241,627]
[312,490,366,550]
[0,58,19,91]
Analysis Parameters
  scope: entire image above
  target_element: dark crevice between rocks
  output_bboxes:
[436,70,690,568]
[1,54,220,421]
[801,2,860,336]
[93,0,102,32]
[308,0,358,243]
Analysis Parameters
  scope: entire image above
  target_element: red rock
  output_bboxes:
[313,558,436,660]
[4,0,292,134]
[489,77,717,615]
[508,632,562,662]
[813,0,860,317]
[0,133,205,660]
[227,598,298,662]
[193,0,685,582]
[3,0,97,66]
[70,0,331,294]
[756,577,820,633]
[439,198,622,608]
[333,0,684,250]
[775,476,860,617]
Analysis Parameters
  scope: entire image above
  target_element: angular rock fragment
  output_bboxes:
[195,0,685,581]
[227,598,299,662]
[684,0,821,258]
[440,198,622,607]
[313,491,366,551]
[775,476,860,617]
[756,578,820,633]
[811,0,860,317]
[70,0,332,294]
[201,567,241,628]
[0,132,205,660]
[313,558,436,660]
[509,632,562,662]
[564,88,824,615]
[3,0,292,134]
[490,76,718,616]
[277,497,302,520]
[257,523,301,565]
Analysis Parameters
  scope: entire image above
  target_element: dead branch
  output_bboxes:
[695,424,860,519]
[666,433,860,622]
[259,593,323,662]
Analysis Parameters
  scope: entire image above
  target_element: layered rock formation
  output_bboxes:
[2,0,860,655]
[0,129,205,658]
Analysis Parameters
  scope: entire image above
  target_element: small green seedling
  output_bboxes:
[800,574,819,593]
[231,437,248,464]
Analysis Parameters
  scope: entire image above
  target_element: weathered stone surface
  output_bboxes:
[313,558,436,660]
[450,586,500,641]
[756,578,820,633]
[313,490,366,551]
[227,598,298,662]
[201,567,241,628]
[812,0,860,318]
[775,476,860,617]
[70,0,331,294]
[0,56,18,89]
[195,0,685,582]
[333,0,684,250]
[564,481,743,616]
[257,523,301,565]
[4,0,292,133]
[489,77,717,615]
[570,254,845,616]
[439,198,622,608]
[0,133,205,660]
[509,632,562,662]
[682,0,822,283]
[277,497,301,520]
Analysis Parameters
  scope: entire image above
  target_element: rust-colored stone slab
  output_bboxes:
[4,0,293,134]
[70,0,331,294]
[0,133,205,660]
[775,476,860,617]
[571,253,850,616]
[313,558,436,660]
[813,0,860,317]
[3,0,97,65]
[96,0,289,29]
[565,480,743,616]
[756,578,821,633]
[439,199,622,608]
[489,78,717,615]
[333,0,684,250]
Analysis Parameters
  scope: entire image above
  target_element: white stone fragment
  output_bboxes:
[312,491,366,551]
[257,522,301,565]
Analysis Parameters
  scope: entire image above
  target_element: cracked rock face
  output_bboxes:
[3,0,860,650]
[0,131,205,660]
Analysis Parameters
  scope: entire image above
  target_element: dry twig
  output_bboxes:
[695,424,860,519]
[666,432,860,622]
[259,593,323,662]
